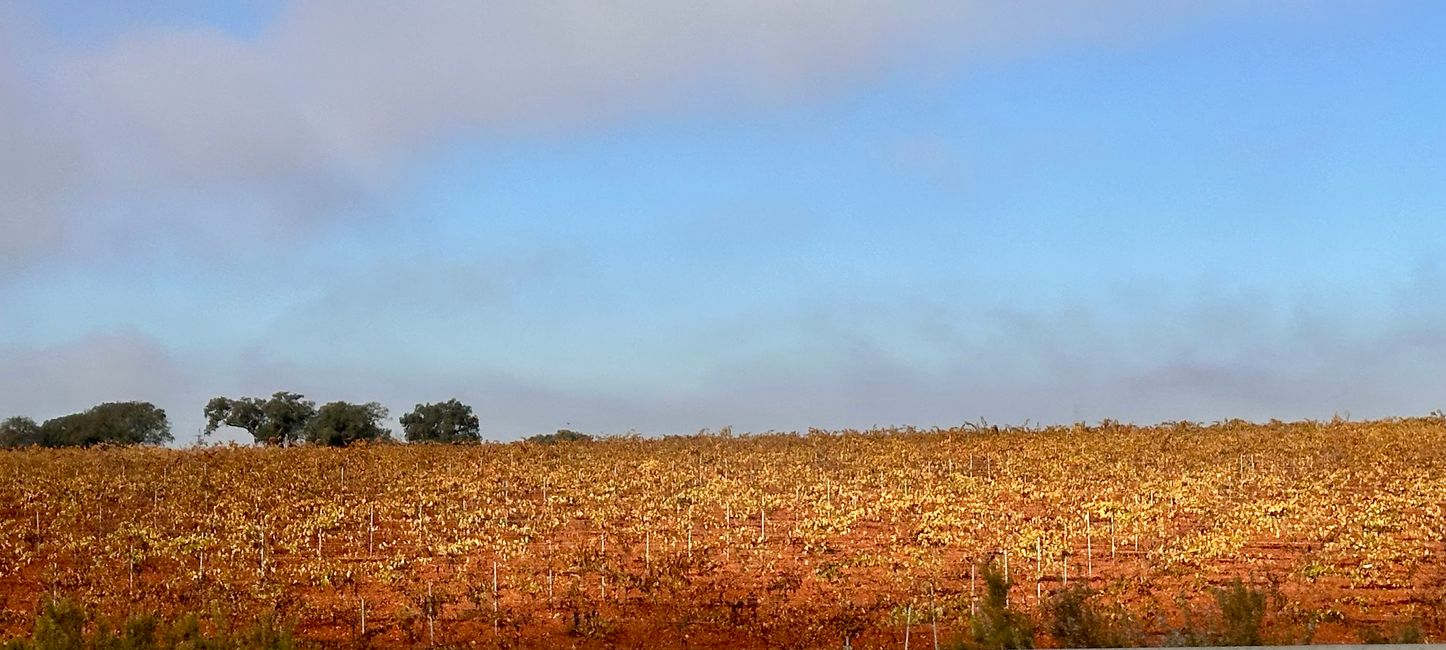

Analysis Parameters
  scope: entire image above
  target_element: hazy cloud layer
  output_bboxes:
[0,330,194,424]
[2,0,1251,276]
[5,280,1440,442]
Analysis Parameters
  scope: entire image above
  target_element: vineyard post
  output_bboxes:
[969,562,976,616]
[427,582,435,646]
[493,560,500,637]
[128,545,134,592]
[931,586,939,650]
[1110,513,1116,559]
[368,503,375,556]
[360,598,366,636]
[1086,512,1092,578]
[904,602,912,650]
[317,528,323,560]
[1003,549,1009,607]
[646,530,651,565]
[1035,537,1042,603]
[759,498,766,542]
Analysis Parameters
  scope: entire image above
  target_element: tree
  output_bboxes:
[204,392,316,446]
[83,402,172,445]
[525,429,593,445]
[400,399,480,443]
[15,402,171,448]
[305,401,391,447]
[0,417,42,448]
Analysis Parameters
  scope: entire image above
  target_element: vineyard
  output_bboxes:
[2,417,1445,647]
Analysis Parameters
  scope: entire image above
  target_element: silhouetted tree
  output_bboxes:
[525,429,593,445]
[400,399,480,443]
[204,392,316,446]
[0,417,42,448]
[6,402,172,447]
[305,401,391,446]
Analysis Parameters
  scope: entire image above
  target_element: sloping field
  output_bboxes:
[2,417,1444,646]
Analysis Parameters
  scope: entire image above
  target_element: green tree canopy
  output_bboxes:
[305,401,391,447]
[399,399,480,443]
[2,403,172,448]
[0,416,43,448]
[525,429,593,445]
[204,392,316,446]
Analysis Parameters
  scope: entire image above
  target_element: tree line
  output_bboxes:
[0,393,500,448]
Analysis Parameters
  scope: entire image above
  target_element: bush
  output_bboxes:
[1362,620,1425,644]
[1046,586,1142,648]
[1164,579,1274,647]
[3,598,296,650]
[963,559,1033,650]
[526,429,593,445]
[1213,579,1268,646]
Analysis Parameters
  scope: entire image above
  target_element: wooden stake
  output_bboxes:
[1003,549,1010,607]
[931,589,939,650]
[759,499,766,542]
[1036,537,1042,602]
[904,603,912,650]
[970,563,977,616]
[427,582,435,646]
[1110,513,1116,559]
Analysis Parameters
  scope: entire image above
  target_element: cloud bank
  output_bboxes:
[2,0,1246,276]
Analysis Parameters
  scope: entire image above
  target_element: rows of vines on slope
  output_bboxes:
[0,418,1444,645]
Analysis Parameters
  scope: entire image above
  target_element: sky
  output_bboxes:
[2,1,1445,443]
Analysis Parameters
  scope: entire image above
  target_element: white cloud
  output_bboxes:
[0,0,1264,276]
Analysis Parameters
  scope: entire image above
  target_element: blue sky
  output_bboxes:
[2,1,1444,441]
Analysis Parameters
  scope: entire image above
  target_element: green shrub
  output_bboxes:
[1213,579,1267,646]
[1362,620,1425,644]
[526,429,593,445]
[4,599,296,650]
[1046,586,1142,648]
[30,599,85,650]
[962,560,1034,650]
